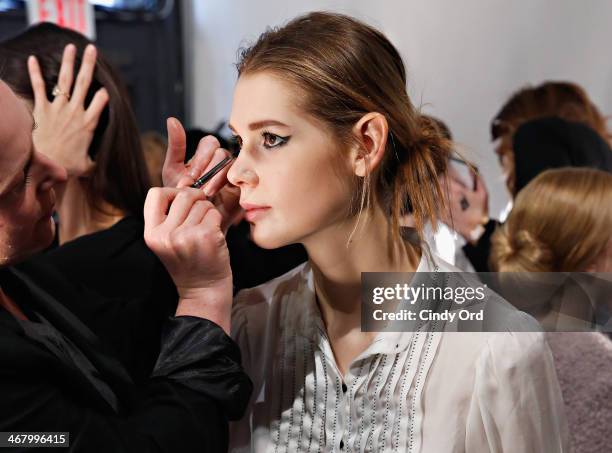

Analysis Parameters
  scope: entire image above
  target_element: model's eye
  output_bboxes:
[262,132,290,149]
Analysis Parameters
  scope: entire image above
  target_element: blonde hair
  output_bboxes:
[491,168,612,271]
[236,12,451,245]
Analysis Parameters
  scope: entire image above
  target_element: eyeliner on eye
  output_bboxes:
[262,132,290,149]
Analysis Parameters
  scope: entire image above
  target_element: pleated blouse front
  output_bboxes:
[230,255,568,453]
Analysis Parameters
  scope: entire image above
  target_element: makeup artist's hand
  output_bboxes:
[162,117,244,233]
[144,186,232,333]
[163,117,230,192]
[28,44,108,177]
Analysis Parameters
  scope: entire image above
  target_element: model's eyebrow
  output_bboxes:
[228,120,290,132]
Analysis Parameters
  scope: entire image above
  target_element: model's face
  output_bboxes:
[227,72,355,249]
[0,81,67,265]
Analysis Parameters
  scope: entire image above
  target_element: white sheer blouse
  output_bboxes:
[229,253,569,452]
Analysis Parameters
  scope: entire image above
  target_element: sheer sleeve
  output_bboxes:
[228,289,262,452]
[465,331,570,452]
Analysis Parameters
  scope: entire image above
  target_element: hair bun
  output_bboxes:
[415,115,451,164]
[491,227,555,272]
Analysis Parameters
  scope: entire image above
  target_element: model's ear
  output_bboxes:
[350,112,388,177]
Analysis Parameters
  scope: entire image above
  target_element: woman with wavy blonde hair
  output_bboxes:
[491,167,612,273]
[491,167,612,453]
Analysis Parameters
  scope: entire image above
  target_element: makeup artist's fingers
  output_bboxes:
[199,203,224,232]
[179,135,221,187]
[144,187,180,231]
[215,185,244,234]
[183,199,213,226]
[165,188,208,230]
[199,149,234,197]
[162,117,187,187]
[27,56,48,107]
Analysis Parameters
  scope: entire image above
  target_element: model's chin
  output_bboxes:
[248,223,291,250]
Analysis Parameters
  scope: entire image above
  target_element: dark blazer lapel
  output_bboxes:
[3,266,134,400]
[0,308,119,414]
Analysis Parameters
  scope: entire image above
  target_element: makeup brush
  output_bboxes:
[190,156,233,189]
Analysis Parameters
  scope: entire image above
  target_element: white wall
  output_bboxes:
[182,0,612,215]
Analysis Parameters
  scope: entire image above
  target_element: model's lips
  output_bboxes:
[240,202,270,211]
[241,203,271,222]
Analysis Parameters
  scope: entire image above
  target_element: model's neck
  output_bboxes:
[57,177,125,245]
[304,204,420,328]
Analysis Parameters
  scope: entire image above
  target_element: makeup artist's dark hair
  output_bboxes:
[236,12,450,242]
[0,23,150,218]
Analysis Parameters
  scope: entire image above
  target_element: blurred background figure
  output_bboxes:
[490,167,612,453]
[491,81,611,195]
[444,81,612,271]
[141,131,167,187]
[0,22,151,246]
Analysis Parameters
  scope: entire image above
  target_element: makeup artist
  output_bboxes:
[0,78,251,451]
[0,25,202,383]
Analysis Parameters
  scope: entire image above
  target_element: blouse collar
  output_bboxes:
[289,247,439,358]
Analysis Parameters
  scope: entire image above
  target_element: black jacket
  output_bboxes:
[44,216,174,301]
[38,216,178,383]
[0,258,252,452]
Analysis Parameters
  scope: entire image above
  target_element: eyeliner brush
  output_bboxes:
[190,156,233,189]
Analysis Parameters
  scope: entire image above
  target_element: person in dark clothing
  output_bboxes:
[42,216,178,383]
[511,117,612,193]
[0,79,251,452]
[447,81,612,271]
[0,28,181,382]
[490,81,611,196]
[461,117,612,271]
